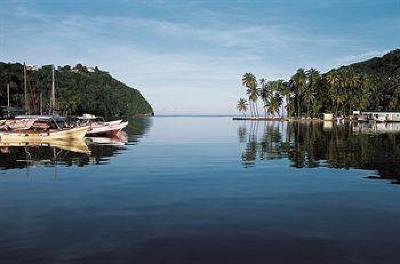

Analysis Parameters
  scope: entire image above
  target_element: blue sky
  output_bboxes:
[0,0,399,114]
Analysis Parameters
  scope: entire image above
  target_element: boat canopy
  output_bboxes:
[15,115,65,121]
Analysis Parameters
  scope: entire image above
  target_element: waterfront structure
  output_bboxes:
[323,113,334,121]
[361,111,400,122]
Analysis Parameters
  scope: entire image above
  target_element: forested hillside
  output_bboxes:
[0,63,153,119]
[238,49,400,118]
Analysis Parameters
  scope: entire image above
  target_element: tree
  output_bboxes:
[290,69,306,118]
[236,98,248,116]
[260,79,272,117]
[237,49,400,118]
[274,80,289,117]
[242,73,258,117]
[268,93,283,117]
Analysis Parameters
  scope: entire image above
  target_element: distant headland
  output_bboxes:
[0,63,154,119]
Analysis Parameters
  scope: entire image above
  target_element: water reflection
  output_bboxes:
[0,117,152,170]
[239,120,400,183]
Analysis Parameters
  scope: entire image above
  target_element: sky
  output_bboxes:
[0,0,399,114]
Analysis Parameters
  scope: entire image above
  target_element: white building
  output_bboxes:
[361,111,400,122]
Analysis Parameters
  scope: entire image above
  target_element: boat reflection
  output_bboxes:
[0,138,90,154]
[86,131,128,146]
[353,121,400,134]
[239,121,400,183]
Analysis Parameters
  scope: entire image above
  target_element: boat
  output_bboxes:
[357,114,369,122]
[74,114,128,136]
[0,115,89,144]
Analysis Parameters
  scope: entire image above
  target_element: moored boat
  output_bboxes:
[74,114,128,136]
[0,116,89,144]
[357,114,369,122]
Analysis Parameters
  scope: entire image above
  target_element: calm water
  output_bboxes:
[1,117,400,264]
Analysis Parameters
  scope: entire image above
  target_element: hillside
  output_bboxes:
[0,63,153,119]
[238,49,400,118]
[321,49,400,113]
[334,49,400,78]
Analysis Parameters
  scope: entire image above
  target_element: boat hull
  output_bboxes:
[86,121,128,136]
[0,126,89,144]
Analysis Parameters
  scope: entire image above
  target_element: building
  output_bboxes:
[360,111,400,122]
[323,113,334,121]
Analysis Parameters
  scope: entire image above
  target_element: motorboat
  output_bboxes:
[357,114,369,122]
[74,114,128,136]
[0,115,89,144]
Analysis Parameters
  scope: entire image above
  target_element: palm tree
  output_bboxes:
[247,86,260,117]
[305,68,320,117]
[273,80,288,117]
[236,98,248,116]
[290,69,306,118]
[326,73,340,116]
[242,73,258,117]
[268,94,283,117]
[260,79,272,117]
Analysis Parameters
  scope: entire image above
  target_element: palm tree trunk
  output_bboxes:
[255,100,259,118]
[286,95,290,118]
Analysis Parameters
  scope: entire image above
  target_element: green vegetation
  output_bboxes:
[238,49,400,118]
[0,63,153,119]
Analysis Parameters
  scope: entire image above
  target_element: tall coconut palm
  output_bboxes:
[242,73,258,117]
[326,73,340,115]
[247,86,260,117]
[271,80,287,117]
[290,69,306,118]
[275,80,290,117]
[260,79,272,117]
[236,98,248,116]
[305,68,320,117]
[268,93,283,117]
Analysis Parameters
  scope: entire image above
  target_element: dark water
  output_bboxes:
[1,117,400,264]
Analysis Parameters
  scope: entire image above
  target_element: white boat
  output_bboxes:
[75,114,128,136]
[0,116,89,143]
[357,114,369,122]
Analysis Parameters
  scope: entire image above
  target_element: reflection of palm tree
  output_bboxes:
[237,125,247,143]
